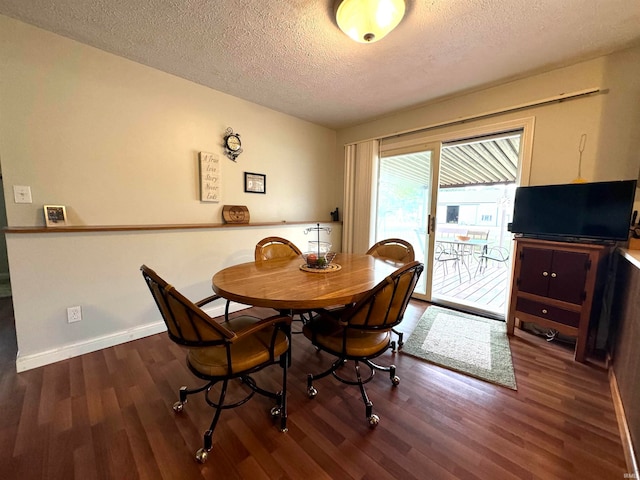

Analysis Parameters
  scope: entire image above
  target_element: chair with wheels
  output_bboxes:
[366,238,415,350]
[303,261,423,427]
[224,236,305,321]
[140,264,291,463]
[254,236,303,261]
[366,238,415,265]
[250,236,314,330]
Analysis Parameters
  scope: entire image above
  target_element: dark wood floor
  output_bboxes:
[0,297,627,479]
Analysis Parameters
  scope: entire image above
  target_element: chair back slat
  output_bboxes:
[347,261,423,329]
[141,265,235,347]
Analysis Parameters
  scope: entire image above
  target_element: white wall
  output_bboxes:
[0,16,339,226]
[0,16,341,370]
[336,47,640,189]
[6,223,340,371]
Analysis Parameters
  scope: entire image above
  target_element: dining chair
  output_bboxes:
[248,236,315,331]
[303,261,424,427]
[140,265,291,463]
[224,236,304,320]
[366,238,415,264]
[254,236,303,260]
[366,238,415,350]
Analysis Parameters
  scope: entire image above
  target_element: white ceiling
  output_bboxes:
[1,0,639,129]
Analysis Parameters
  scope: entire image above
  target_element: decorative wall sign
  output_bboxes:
[44,205,67,227]
[222,205,250,224]
[199,152,221,202]
[244,172,266,194]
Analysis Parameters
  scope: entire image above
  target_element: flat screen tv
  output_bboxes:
[509,180,637,242]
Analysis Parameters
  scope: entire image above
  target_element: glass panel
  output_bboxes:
[432,180,517,318]
[375,151,431,295]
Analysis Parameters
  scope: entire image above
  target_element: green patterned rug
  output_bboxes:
[402,306,517,390]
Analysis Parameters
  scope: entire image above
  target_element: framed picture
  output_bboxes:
[44,205,67,227]
[244,172,266,194]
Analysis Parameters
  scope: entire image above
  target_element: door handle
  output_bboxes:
[428,214,436,234]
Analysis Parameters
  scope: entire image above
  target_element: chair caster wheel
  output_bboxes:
[195,448,209,463]
[391,375,400,386]
[270,406,282,417]
[172,401,184,413]
[368,414,380,428]
[307,386,318,399]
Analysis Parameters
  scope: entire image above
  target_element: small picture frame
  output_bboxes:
[44,205,67,227]
[244,172,266,194]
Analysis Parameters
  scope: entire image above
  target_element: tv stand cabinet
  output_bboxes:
[507,237,611,362]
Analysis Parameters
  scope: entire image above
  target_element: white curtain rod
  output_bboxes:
[346,87,603,146]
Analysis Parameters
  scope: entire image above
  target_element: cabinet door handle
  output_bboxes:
[542,271,548,276]
[541,309,548,314]
[551,272,557,278]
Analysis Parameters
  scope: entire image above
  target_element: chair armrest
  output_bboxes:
[230,314,292,341]
[194,294,223,308]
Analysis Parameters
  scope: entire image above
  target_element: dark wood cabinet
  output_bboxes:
[507,237,611,362]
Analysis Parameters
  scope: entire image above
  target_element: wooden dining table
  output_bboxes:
[212,253,404,310]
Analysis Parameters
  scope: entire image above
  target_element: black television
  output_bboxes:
[509,180,637,242]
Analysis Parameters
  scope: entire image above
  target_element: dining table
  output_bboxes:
[212,253,404,310]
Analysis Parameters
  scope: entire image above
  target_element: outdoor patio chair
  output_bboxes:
[434,241,462,282]
[475,245,510,276]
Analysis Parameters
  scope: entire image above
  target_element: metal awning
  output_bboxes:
[380,133,521,187]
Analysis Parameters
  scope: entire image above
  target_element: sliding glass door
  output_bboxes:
[373,120,532,319]
[374,143,440,298]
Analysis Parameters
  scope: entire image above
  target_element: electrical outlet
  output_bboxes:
[67,306,82,323]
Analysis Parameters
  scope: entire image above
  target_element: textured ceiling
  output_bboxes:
[1,0,639,129]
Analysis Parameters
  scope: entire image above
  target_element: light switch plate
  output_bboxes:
[13,185,32,204]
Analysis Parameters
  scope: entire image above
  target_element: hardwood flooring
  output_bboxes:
[0,297,628,479]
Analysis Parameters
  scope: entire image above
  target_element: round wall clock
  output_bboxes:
[223,127,243,161]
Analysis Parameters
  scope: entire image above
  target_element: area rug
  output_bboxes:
[402,306,517,390]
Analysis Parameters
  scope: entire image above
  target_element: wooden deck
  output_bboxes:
[430,259,511,317]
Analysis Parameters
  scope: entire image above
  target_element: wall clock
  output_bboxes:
[223,127,243,161]
[222,205,250,224]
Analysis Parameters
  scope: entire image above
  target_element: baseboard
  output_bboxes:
[15,302,250,372]
[609,367,640,478]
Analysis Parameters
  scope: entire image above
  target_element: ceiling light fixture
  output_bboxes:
[335,0,406,43]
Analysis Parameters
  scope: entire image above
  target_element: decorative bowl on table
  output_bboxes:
[456,235,471,242]
[308,241,332,254]
[301,251,337,269]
